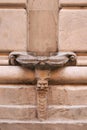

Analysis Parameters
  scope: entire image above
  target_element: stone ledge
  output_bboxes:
[60,0,87,7]
[0,105,86,120]
[0,66,87,84]
[0,0,26,7]
[0,85,87,105]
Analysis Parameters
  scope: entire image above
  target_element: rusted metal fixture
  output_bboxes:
[9,51,76,120]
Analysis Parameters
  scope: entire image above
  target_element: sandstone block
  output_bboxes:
[0,106,35,120]
[28,0,58,10]
[0,0,26,5]
[28,11,58,55]
[0,85,35,105]
[0,122,87,130]
[0,105,86,120]
[49,85,87,105]
[0,85,87,106]
[0,9,27,52]
[59,9,87,52]
[60,0,87,7]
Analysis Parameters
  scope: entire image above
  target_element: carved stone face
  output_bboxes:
[37,79,48,91]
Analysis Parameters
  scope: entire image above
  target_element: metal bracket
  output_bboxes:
[9,51,77,120]
[9,52,77,68]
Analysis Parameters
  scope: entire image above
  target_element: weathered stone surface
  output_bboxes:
[28,0,58,10]
[0,9,27,52]
[27,0,58,55]
[0,0,26,5]
[0,85,35,105]
[28,11,58,55]
[0,66,87,84]
[0,85,87,106]
[59,9,87,52]
[48,106,87,120]
[0,0,26,8]
[0,66,35,84]
[49,85,87,105]
[60,0,87,7]
[0,105,87,120]
[0,106,35,120]
[0,122,87,130]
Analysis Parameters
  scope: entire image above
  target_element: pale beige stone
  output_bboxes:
[48,106,87,120]
[28,11,58,55]
[0,66,35,84]
[0,123,87,130]
[59,9,87,52]
[49,85,87,105]
[51,67,87,84]
[60,0,87,7]
[0,66,87,84]
[0,85,35,105]
[28,0,58,55]
[0,55,8,65]
[0,0,26,4]
[28,0,58,10]
[0,0,26,8]
[0,106,35,120]
[77,56,87,66]
[0,9,27,52]
[0,85,87,106]
[0,105,86,120]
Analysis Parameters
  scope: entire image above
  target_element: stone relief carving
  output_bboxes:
[9,51,76,120]
[36,78,49,120]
